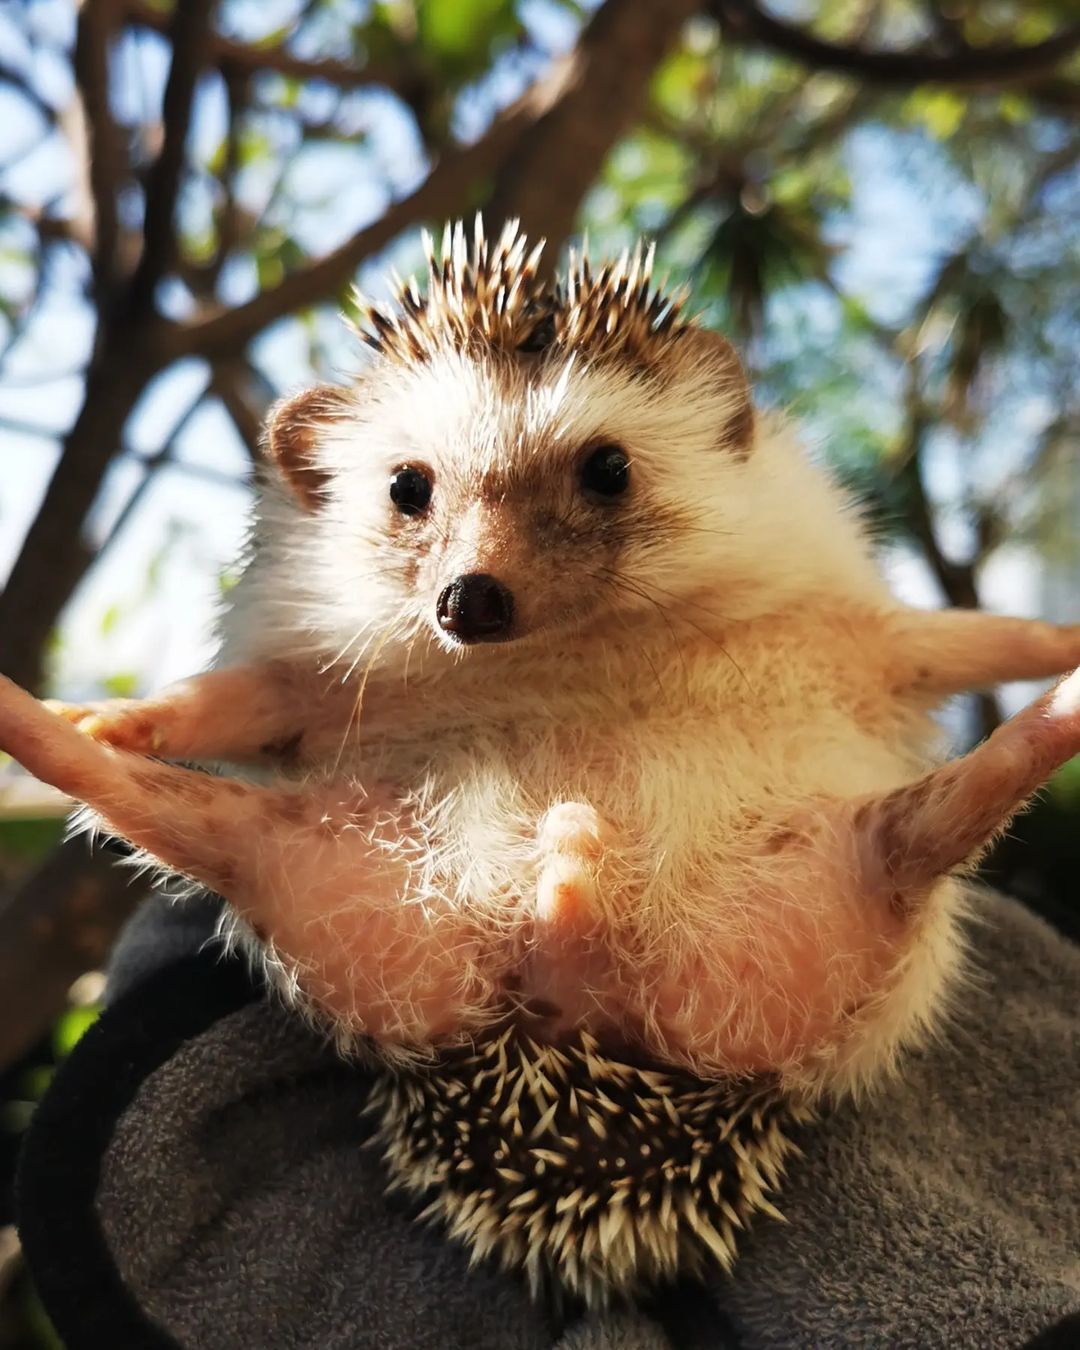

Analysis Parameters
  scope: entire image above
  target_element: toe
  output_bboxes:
[537,802,608,858]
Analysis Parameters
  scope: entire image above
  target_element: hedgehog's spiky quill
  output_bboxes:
[350,216,691,367]
[366,1025,811,1309]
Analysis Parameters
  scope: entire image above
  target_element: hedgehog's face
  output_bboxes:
[268,330,756,658]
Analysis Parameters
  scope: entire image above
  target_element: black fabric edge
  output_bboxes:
[15,950,257,1350]
[1022,1311,1080,1348]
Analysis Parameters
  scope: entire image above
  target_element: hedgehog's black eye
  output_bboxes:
[580,445,629,500]
[390,466,432,516]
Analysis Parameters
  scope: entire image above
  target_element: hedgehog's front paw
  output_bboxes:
[43,699,169,754]
[535,802,614,931]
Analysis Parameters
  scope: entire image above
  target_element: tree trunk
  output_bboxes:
[488,0,699,263]
[0,338,156,693]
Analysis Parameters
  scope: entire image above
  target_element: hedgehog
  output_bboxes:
[1,217,1079,1305]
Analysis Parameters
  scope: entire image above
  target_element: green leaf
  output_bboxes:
[206,137,228,177]
[0,816,66,862]
[417,0,519,76]
[22,1282,65,1350]
[183,226,216,264]
[239,125,273,169]
[652,48,712,119]
[277,75,302,109]
[52,1005,99,1059]
[997,93,1032,125]
[102,671,139,698]
[1048,756,1080,809]
[1013,11,1057,43]
[902,90,967,140]
[251,24,293,50]
[100,602,123,637]
[19,1064,54,1103]
[701,195,833,336]
[606,130,693,210]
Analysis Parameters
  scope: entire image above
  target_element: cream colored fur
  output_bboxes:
[216,340,967,1103]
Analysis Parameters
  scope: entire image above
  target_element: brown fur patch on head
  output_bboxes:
[266,385,354,512]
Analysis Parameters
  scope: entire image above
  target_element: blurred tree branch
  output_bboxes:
[178,105,528,358]
[183,0,699,354]
[212,356,271,459]
[74,0,127,288]
[126,0,430,104]
[893,376,1003,734]
[128,0,215,312]
[714,1,1080,90]
[0,60,57,128]
[0,0,216,695]
[0,353,159,694]
[896,386,980,612]
[487,0,700,269]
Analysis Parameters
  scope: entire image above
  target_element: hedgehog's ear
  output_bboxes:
[678,327,755,458]
[265,385,353,512]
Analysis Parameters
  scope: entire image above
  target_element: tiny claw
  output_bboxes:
[44,702,113,740]
[43,700,90,725]
[41,699,163,754]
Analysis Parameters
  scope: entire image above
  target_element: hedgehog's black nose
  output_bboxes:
[437,573,514,643]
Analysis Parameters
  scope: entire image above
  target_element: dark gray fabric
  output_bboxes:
[105,888,227,1001]
[93,890,1078,1349]
[94,998,560,1350]
[556,1314,673,1349]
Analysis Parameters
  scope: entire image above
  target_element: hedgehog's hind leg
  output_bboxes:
[0,672,492,1043]
[851,668,1080,910]
[796,671,1079,1093]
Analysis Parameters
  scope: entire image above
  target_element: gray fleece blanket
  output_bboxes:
[18,888,1080,1349]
